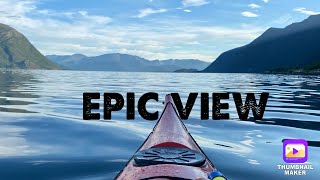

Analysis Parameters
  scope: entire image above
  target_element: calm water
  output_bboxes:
[0,70,319,180]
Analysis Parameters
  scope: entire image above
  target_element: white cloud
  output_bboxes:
[249,4,261,9]
[241,11,259,18]
[136,8,168,18]
[77,11,111,24]
[0,0,265,61]
[293,7,320,15]
[184,9,192,12]
[262,0,269,3]
[182,0,210,7]
[0,0,35,21]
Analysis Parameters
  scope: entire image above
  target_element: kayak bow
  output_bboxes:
[116,94,226,180]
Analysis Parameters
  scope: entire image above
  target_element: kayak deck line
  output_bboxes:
[115,95,225,180]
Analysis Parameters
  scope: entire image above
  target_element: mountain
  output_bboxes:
[47,54,87,63]
[46,53,210,72]
[0,23,59,69]
[203,15,320,73]
[46,54,87,69]
[268,60,320,74]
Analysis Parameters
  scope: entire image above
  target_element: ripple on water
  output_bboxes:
[0,70,320,179]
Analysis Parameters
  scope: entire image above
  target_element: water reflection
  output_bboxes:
[0,70,319,179]
[0,70,39,113]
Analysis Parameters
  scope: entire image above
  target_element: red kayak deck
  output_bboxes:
[116,95,216,180]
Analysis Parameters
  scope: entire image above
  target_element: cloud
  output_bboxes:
[293,8,320,15]
[77,11,111,24]
[184,9,192,13]
[0,0,265,61]
[249,4,261,9]
[136,8,168,18]
[182,0,210,7]
[241,11,259,18]
[0,0,36,19]
[262,0,269,3]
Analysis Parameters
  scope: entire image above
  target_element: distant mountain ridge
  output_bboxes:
[0,23,59,69]
[47,53,210,72]
[203,15,320,73]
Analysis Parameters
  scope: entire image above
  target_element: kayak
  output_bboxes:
[115,94,226,180]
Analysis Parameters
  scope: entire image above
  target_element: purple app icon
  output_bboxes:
[283,139,308,163]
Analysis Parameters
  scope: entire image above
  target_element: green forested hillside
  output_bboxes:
[0,23,59,69]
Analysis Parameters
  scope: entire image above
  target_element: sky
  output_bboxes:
[0,0,319,62]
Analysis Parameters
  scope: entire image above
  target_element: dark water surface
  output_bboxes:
[0,70,319,180]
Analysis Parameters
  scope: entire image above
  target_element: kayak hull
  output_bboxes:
[117,164,213,180]
[116,95,216,180]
